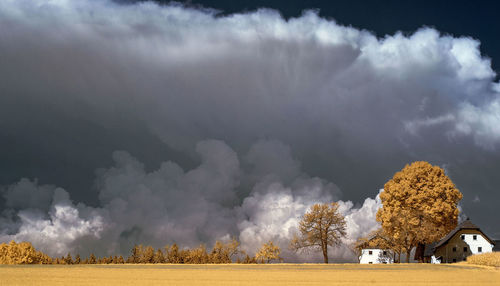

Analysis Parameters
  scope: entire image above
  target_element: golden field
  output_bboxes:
[467,252,500,267]
[0,264,499,286]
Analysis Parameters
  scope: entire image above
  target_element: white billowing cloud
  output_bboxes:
[340,191,383,245]
[454,100,500,149]
[1,0,499,157]
[0,187,105,257]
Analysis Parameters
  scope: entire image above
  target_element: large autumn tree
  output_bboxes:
[376,161,462,262]
[290,202,347,263]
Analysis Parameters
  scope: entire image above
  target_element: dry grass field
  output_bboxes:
[0,263,499,286]
[467,252,500,267]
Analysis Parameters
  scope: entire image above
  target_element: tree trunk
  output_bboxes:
[405,249,411,263]
[415,243,425,263]
[397,252,401,263]
[322,243,328,263]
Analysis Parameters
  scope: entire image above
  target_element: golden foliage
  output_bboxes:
[153,248,165,263]
[164,243,182,263]
[89,253,97,264]
[208,238,240,263]
[142,246,155,263]
[354,228,394,252]
[290,202,347,263]
[184,244,209,264]
[0,240,52,264]
[466,252,500,267]
[255,241,282,263]
[376,161,462,262]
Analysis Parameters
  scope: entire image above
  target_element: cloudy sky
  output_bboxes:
[1,0,499,262]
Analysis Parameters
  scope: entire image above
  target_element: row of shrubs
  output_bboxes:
[466,252,500,267]
[0,239,282,265]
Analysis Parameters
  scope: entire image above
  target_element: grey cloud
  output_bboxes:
[1,0,500,259]
[2,179,55,211]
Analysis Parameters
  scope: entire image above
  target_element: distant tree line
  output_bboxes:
[0,239,282,265]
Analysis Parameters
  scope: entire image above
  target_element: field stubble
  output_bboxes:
[0,263,499,286]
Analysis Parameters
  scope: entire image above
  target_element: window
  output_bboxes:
[383,251,387,256]
[464,247,468,252]
[473,235,477,240]
[369,251,373,255]
[452,247,457,252]
[461,235,465,240]
[478,247,482,253]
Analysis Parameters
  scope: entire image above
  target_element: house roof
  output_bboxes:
[434,219,495,249]
[423,242,437,257]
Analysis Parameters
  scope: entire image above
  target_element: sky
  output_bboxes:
[0,0,499,262]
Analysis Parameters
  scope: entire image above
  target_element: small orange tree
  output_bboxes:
[255,241,282,263]
[376,161,462,262]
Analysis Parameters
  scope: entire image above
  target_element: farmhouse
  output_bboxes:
[423,218,496,263]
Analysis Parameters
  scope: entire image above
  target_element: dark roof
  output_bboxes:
[359,236,388,250]
[494,240,500,252]
[434,219,494,249]
[423,242,437,257]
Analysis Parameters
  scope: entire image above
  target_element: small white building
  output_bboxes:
[359,248,393,264]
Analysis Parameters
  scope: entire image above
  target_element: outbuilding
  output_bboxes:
[359,248,393,264]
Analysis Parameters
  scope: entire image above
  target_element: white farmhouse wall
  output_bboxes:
[359,249,393,264]
[462,233,494,254]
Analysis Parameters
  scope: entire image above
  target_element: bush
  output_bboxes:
[466,252,500,267]
[0,240,52,264]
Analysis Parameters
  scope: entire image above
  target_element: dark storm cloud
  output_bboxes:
[0,0,499,261]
